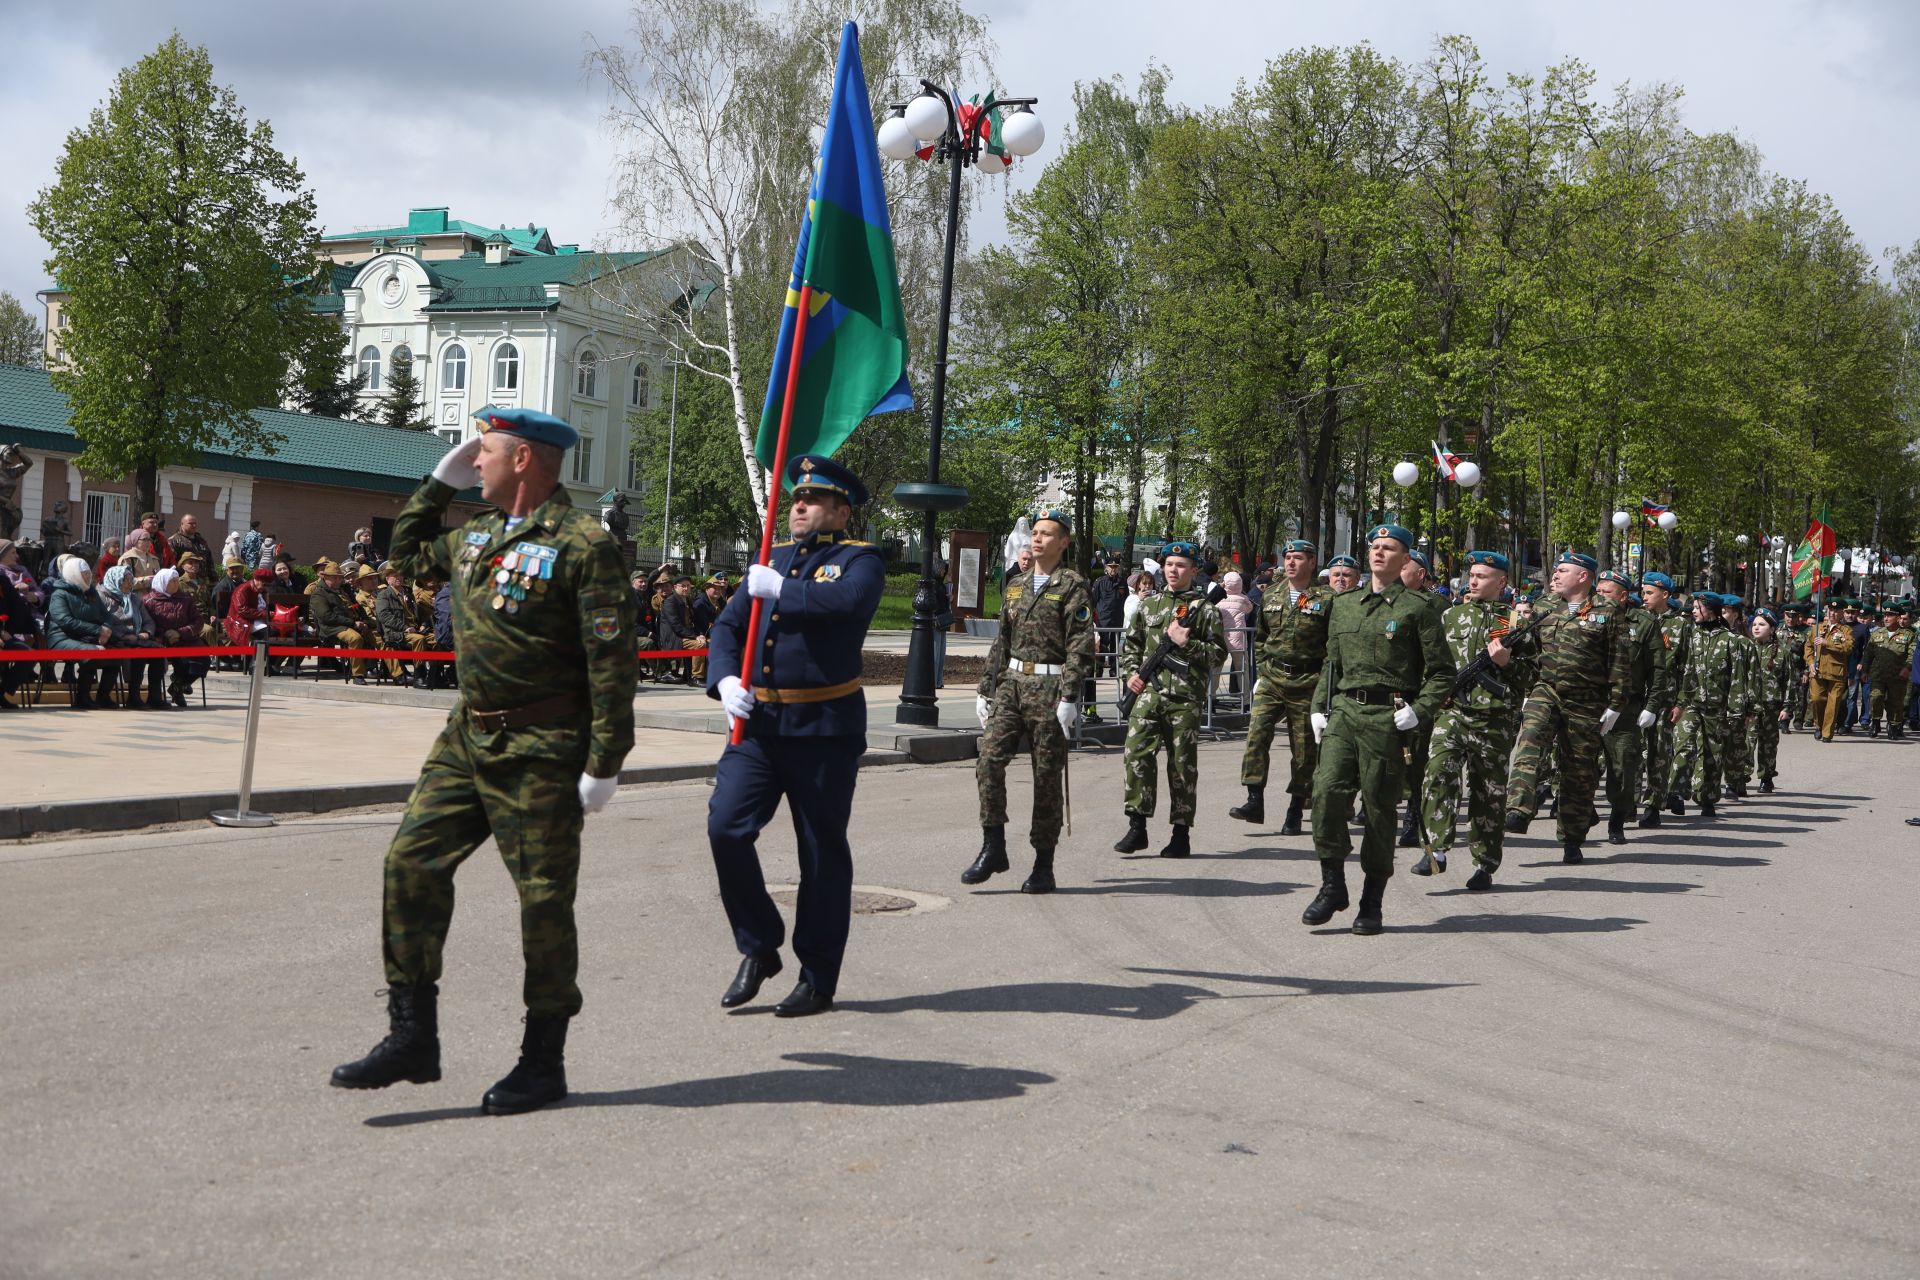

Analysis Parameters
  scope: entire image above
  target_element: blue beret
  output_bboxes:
[1407,549,1431,572]
[1283,539,1317,555]
[1629,593,1643,607]
[473,405,578,450]
[1465,549,1509,573]
[1755,607,1778,623]
[1640,571,1674,591]
[1326,554,1358,569]
[1031,508,1072,533]
[1720,596,1746,611]
[1557,550,1598,575]
[786,453,868,506]
[1366,523,1414,551]
[1694,591,1721,607]
[1160,540,1199,562]
[1597,569,1631,588]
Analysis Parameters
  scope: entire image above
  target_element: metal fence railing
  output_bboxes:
[1075,622,1255,746]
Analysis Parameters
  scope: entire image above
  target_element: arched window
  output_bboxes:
[392,344,413,372]
[441,342,466,391]
[359,345,382,391]
[575,348,600,399]
[493,342,520,392]
[630,362,649,408]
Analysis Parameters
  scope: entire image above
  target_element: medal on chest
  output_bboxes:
[489,543,557,614]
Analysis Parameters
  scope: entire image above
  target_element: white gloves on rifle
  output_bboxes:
[1599,707,1620,735]
[1056,700,1080,734]
[1392,703,1419,732]
[976,694,991,727]
[719,675,756,720]
[431,436,484,490]
[1637,708,1656,729]
[1310,712,1329,744]
[746,564,783,600]
[577,773,618,815]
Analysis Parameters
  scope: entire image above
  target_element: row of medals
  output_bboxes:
[492,552,550,615]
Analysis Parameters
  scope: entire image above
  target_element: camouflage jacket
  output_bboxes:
[1508,593,1631,712]
[392,478,636,779]
[1252,582,1336,680]
[1311,580,1455,723]
[1441,597,1524,718]
[1675,622,1735,711]
[1749,637,1793,708]
[1121,587,1228,703]
[980,565,1096,699]
[1726,633,1758,717]
[1864,625,1917,681]
[1783,625,1810,674]
[1652,611,1690,689]
[1620,602,1672,716]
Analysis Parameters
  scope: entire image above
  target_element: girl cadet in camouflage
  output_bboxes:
[966,510,1096,893]
[1747,609,1793,791]
[1667,593,1737,817]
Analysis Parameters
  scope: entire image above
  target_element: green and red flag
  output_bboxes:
[1790,509,1837,600]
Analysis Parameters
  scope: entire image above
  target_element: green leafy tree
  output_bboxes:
[291,327,365,418]
[27,33,335,513]
[0,292,43,368]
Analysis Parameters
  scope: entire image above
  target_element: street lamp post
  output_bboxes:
[879,83,1045,726]
[1392,453,1481,584]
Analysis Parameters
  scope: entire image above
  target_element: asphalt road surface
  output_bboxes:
[5,732,1917,1277]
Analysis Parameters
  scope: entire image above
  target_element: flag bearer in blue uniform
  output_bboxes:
[705,455,884,1017]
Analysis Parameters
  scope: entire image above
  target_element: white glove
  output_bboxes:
[746,564,783,600]
[1056,700,1080,734]
[1310,712,1329,744]
[719,675,756,720]
[976,694,991,727]
[1392,702,1419,732]
[1599,708,1620,735]
[577,772,618,814]
[431,435,484,489]
[1637,708,1656,730]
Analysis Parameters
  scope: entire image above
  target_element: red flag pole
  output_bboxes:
[731,284,813,746]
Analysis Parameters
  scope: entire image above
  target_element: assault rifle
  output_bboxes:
[1118,583,1228,720]
[1447,609,1545,705]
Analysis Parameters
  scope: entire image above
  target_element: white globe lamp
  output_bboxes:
[904,93,948,143]
[1392,460,1420,488]
[1000,107,1046,157]
[1452,460,1481,488]
[975,149,1008,175]
[1657,511,1679,532]
[877,113,920,161]
[1612,510,1632,531]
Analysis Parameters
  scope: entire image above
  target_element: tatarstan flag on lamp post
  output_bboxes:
[1790,509,1837,600]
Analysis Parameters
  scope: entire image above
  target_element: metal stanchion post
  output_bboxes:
[211,640,277,828]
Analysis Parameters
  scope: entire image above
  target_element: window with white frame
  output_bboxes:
[359,345,382,391]
[575,348,600,399]
[441,342,466,391]
[570,434,596,486]
[493,342,520,392]
[630,362,649,408]
[627,449,641,491]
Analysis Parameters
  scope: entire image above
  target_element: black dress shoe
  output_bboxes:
[1410,850,1446,876]
[773,980,833,1018]
[720,954,782,1008]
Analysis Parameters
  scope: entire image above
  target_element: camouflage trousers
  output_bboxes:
[1786,673,1809,726]
[1868,676,1910,727]
[1807,676,1846,738]
[1601,711,1644,824]
[1238,671,1319,796]
[1723,713,1753,786]
[1123,685,1202,825]
[1419,706,1515,869]
[977,672,1070,849]
[1311,698,1408,877]
[382,711,589,1017]
[1504,686,1605,843]
[1752,704,1783,780]
[1641,714,1676,809]
[1667,705,1728,805]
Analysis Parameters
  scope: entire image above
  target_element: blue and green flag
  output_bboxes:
[755,21,913,474]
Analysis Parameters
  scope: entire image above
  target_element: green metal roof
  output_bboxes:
[0,363,475,498]
[419,250,667,313]
[322,210,558,256]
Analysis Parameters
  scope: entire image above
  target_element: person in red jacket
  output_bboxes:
[227,565,273,644]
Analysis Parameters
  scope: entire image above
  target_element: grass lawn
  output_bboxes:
[870,577,1000,631]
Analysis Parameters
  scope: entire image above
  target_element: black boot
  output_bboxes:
[1352,874,1388,935]
[71,666,98,710]
[331,984,442,1089]
[1700,795,1717,818]
[1607,816,1627,845]
[961,825,1010,885]
[1410,849,1446,876]
[1868,719,1881,738]
[1502,809,1530,835]
[1638,805,1662,829]
[1396,804,1421,848]
[1301,859,1350,926]
[1228,785,1265,824]
[1021,846,1056,894]
[1157,824,1191,858]
[1279,797,1304,836]
[482,1014,569,1115]
[1113,812,1149,853]
[1562,840,1584,864]
[1667,792,1686,817]
[1759,777,1774,793]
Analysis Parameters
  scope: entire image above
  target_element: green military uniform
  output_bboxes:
[1395,573,1447,848]
[1237,577,1336,819]
[1120,582,1226,829]
[1639,604,1689,817]
[1668,599,1736,811]
[1601,590,1668,840]
[1783,613,1811,728]
[1864,610,1915,736]
[1419,587,1522,874]
[1748,624,1791,785]
[976,562,1096,852]
[1721,618,1758,792]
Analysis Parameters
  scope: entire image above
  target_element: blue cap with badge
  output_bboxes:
[786,453,868,505]
[472,405,578,450]
[1283,539,1316,555]
[1366,523,1415,551]
[1598,569,1631,588]
[1464,549,1509,573]
[1031,508,1073,533]
[1641,571,1674,591]
[1160,540,1199,563]
[1407,548,1431,572]
[1557,550,1598,575]
[1327,554,1358,569]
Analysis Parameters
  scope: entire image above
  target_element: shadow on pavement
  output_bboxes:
[1123,966,1472,997]
[840,980,1218,1020]
[363,1052,1055,1126]
[1598,850,1772,868]
[1311,912,1647,935]
[1193,844,1318,861]
[978,876,1307,898]
[1429,876,1699,896]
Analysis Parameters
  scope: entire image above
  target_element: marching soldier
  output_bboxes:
[1230,539,1334,835]
[1394,549,1445,849]
[1596,569,1666,844]
[1667,593,1736,816]
[1804,600,1854,742]
[1301,524,1453,934]
[1636,571,1689,827]
[1114,540,1227,859]
[1782,604,1812,731]
[1720,597,1759,799]
[1747,607,1792,791]
[1413,549,1521,890]
[968,509,1095,892]
[1864,600,1915,737]
[1500,552,1630,864]
[333,406,635,1115]
[1325,554,1360,594]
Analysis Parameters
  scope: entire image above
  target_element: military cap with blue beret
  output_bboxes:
[1407,548,1431,572]
[1464,549,1509,572]
[1326,554,1358,569]
[1640,571,1674,591]
[1556,550,1598,575]
[1283,539,1316,555]
[1160,539,1200,562]
[472,404,578,450]
[1031,507,1073,533]
[1755,606,1778,623]
[786,453,868,506]
[1598,569,1632,588]
[1366,523,1415,551]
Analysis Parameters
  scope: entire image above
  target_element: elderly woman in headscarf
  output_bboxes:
[144,566,205,707]
[99,563,168,708]
[45,554,114,709]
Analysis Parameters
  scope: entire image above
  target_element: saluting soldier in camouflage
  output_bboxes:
[332,406,635,1117]
[1747,608,1792,790]
[1113,540,1227,860]
[1635,572,1689,827]
[1501,551,1631,863]
[1595,571,1668,845]
[1230,538,1334,835]
[1719,598,1759,797]
[1667,593,1736,816]
[1413,550,1522,890]
[967,510,1095,893]
[1864,600,1915,738]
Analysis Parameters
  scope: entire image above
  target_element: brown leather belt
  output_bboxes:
[466,690,586,733]
[754,677,861,705]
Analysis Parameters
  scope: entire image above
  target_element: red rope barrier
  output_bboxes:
[0,645,708,662]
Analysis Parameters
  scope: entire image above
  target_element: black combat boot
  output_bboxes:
[1352,874,1388,935]
[1667,791,1686,817]
[1157,824,1191,858]
[1638,805,1663,829]
[1410,848,1446,876]
[961,825,1010,885]
[1891,726,1906,741]
[1396,805,1420,849]
[1465,865,1494,891]
[1301,859,1350,926]
[70,666,98,710]
[331,984,442,1089]
[1021,846,1056,894]
[1758,777,1775,793]
[1279,797,1305,836]
[1562,840,1584,864]
[1228,785,1265,824]
[1868,719,1881,738]
[1700,795,1717,818]
[482,1014,570,1115]
[1607,815,1627,845]
[1502,809,1530,835]
[1113,812,1149,853]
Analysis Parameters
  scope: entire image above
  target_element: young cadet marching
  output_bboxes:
[1595,570,1667,845]
[1746,608,1792,792]
[1412,549,1521,891]
[1230,538,1334,835]
[1635,572,1689,828]
[1500,551,1630,864]
[1804,601,1854,742]
[1394,548,1446,849]
[1719,598,1759,799]
[967,509,1095,893]
[1300,524,1453,934]
[332,407,636,1116]
[1782,604,1812,730]
[1863,599,1915,737]
[1113,540,1227,859]
[1666,593,1737,816]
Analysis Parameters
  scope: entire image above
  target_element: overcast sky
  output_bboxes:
[3,0,1916,317]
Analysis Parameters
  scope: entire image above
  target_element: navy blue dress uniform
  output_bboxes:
[705,455,883,1015]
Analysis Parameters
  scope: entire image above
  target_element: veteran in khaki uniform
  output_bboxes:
[1230,538,1334,836]
[967,509,1095,893]
[1804,603,1854,742]
[332,406,635,1117]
